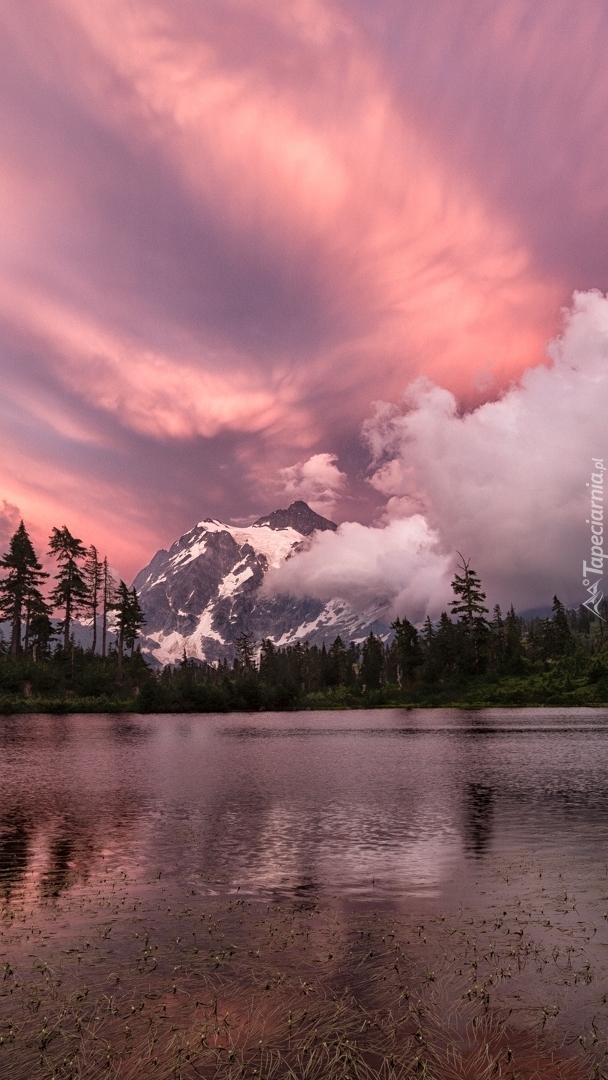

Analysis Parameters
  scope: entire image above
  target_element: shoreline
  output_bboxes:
[2,698,608,714]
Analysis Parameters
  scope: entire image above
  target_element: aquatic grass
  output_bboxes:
[1,890,603,1080]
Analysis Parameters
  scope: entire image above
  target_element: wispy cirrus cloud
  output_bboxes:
[0,1,606,577]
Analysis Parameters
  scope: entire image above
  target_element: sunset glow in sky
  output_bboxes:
[2,1,608,606]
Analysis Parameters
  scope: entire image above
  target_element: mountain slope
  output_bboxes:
[133,502,391,666]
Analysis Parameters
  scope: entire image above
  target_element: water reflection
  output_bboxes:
[0,709,608,906]
[1,708,608,1075]
[0,810,31,897]
[43,829,76,898]
[463,782,495,856]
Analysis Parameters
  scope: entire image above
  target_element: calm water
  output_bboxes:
[2,707,608,1070]
[2,707,608,903]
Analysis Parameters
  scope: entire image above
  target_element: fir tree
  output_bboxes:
[259,639,278,683]
[327,636,348,686]
[427,612,459,682]
[360,632,384,690]
[28,604,55,660]
[101,557,116,660]
[390,616,422,689]
[23,589,53,657]
[48,526,89,650]
[545,596,575,658]
[503,605,525,673]
[114,582,146,679]
[234,632,255,670]
[489,604,505,669]
[449,554,489,670]
[83,545,103,654]
[0,522,48,659]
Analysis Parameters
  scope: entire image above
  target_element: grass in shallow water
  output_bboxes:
[0,891,603,1079]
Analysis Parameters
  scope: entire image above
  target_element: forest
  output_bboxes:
[1,523,608,712]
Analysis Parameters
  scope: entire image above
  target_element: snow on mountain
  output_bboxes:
[133,501,391,666]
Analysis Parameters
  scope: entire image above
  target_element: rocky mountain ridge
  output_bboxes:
[133,501,391,666]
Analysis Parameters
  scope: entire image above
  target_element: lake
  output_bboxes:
[1,708,608,1078]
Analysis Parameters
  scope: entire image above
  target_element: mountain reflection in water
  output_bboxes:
[1,707,608,1074]
[0,709,608,903]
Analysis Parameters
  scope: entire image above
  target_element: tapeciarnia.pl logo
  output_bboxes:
[582,457,606,618]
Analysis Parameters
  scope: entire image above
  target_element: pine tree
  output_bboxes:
[360,632,384,691]
[428,612,459,682]
[114,582,146,679]
[503,605,525,673]
[101,557,116,660]
[545,596,575,659]
[234,632,255,670]
[48,526,89,650]
[390,616,422,689]
[489,604,505,669]
[28,603,55,660]
[83,545,102,654]
[0,522,48,659]
[327,636,348,686]
[449,553,489,670]
[259,639,278,682]
[124,587,145,657]
[23,589,53,657]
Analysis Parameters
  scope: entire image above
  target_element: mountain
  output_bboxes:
[133,501,391,666]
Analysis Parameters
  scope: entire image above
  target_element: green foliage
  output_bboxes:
[2,543,608,712]
[449,554,490,671]
[113,582,146,655]
[48,526,89,649]
[388,616,422,688]
[360,632,384,690]
[83,545,102,654]
[0,521,49,659]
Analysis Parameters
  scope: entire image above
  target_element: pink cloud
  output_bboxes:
[265,292,608,618]
[279,453,346,516]
[0,1,607,581]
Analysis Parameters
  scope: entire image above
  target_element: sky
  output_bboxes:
[2,0,608,612]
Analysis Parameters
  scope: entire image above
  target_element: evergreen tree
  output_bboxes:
[360,632,384,690]
[124,588,145,657]
[101,557,116,660]
[390,616,422,688]
[449,554,489,670]
[503,605,525,673]
[422,616,436,652]
[0,522,48,659]
[545,596,575,659]
[346,641,360,686]
[234,632,255,670]
[114,582,146,679]
[48,526,89,650]
[28,604,55,660]
[426,612,460,682]
[327,636,348,686]
[83,545,102,654]
[259,638,278,683]
[489,604,505,669]
[23,589,53,657]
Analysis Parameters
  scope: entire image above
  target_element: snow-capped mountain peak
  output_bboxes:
[133,502,388,666]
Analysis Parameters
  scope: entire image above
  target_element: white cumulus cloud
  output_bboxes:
[279,452,346,516]
[267,291,608,619]
[264,515,452,622]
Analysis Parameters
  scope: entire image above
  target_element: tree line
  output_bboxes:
[0,521,145,672]
[138,555,608,711]
[1,539,606,711]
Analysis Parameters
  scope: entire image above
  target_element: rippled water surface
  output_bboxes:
[2,707,608,902]
[2,708,608,1075]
